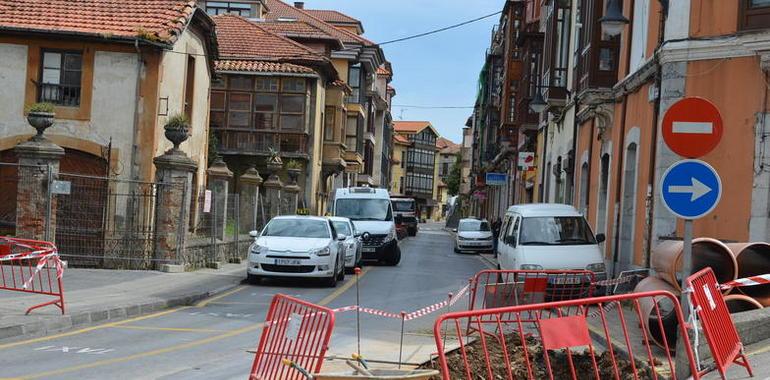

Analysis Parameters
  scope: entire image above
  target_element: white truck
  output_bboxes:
[333,187,401,265]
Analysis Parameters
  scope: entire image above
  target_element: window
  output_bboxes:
[208,76,309,131]
[405,172,434,194]
[204,1,252,16]
[519,217,597,246]
[740,0,770,30]
[184,56,196,121]
[324,106,335,141]
[400,151,405,168]
[347,64,362,103]
[39,50,82,106]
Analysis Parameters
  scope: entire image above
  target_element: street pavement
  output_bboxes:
[0,222,490,379]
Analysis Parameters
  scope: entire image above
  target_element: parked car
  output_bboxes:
[247,216,346,287]
[328,216,362,272]
[497,204,606,279]
[391,197,418,236]
[454,218,494,253]
[334,187,400,265]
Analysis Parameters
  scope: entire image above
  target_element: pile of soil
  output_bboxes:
[421,333,654,379]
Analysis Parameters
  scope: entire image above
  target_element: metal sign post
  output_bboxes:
[680,219,693,319]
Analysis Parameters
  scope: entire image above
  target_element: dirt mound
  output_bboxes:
[421,333,654,379]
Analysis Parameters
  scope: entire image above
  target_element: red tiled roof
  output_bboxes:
[304,9,360,25]
[213,14,324,63]
[393,134,410,145]
[436,137,458,149]
[258,20,338,42]
[393,121,432,133]
[263,0,373,46]
[0,0,199,44]
[376,66,391,76]
[215,60,314,74]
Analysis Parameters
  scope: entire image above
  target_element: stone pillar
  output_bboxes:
[263,175,282,219]
[15,139,64,241]
[206,157,233,241]
[239,166,262,232]
[153,150,197,272]
[283,168,301,215]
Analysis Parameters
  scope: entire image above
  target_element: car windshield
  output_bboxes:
[332,221,352,236]
[459,220,491,232]
[335,199,393,221]
[391,200,415,212]
[519,216,596,245]
[263,219,330,239]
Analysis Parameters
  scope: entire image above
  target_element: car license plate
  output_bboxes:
[362,247,376,253]
[554,277,581,285]
[275,259,302,266]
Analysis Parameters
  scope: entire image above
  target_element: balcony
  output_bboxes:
[38,83,81,107]
[217,130,308,158]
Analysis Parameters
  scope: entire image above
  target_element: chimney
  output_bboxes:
[294,2,304,9]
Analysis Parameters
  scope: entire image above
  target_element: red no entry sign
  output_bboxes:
[662,97,723,158]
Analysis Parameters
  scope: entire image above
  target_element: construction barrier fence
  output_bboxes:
[0,237,64,314]
[433,290,700,380]
[686,268,754,379]
[249,294,335,380]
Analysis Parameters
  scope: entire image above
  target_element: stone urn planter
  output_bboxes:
[163,114,190,152]
[25,103,56,141]
[286,168,301,185]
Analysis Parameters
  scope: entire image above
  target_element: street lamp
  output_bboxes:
[599,0,629,37]
[529,90,547,114]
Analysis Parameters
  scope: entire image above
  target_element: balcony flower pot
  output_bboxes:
[286,168,301,184]
[163,114,190,151]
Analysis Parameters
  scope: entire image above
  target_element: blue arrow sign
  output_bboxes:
[660,160,721,220]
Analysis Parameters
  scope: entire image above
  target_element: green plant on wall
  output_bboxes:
[446,154,462,196]
[208,129,219,166]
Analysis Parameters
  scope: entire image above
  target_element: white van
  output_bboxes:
[333,187,400,265]
[497,204,606,279]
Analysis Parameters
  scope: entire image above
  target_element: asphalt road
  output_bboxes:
[0,222,490,380]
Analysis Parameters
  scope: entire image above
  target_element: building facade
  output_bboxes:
[470,0,770,276]
[393,121,440,220]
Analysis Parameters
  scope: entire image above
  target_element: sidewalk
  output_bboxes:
[0,263,246,342]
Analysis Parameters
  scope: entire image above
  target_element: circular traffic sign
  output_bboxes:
[662,97,723,158]
[660,159,722,220]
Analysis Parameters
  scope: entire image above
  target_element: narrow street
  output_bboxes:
[0,223,488,379]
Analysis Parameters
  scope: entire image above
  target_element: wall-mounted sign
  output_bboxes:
[485,172,507,186]
[518,152,535,169]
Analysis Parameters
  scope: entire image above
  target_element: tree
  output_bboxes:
[446,154,462,196]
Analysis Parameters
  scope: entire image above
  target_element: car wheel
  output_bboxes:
[324,268,338,287]
[408,228,417,236]
[385,245,401,266]
[246,273,261,285]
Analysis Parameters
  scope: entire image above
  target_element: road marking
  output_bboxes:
[112,325,227,333]
[0,307,189,351]
[207,301,264,305]
[318,266,371,306]
[17,269,370,379]
[672,121,713,134]
[748,343,770,357]
[194,285,246,307]
[33,346,114,355]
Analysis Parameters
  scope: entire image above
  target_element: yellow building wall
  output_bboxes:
[390,143,406,194]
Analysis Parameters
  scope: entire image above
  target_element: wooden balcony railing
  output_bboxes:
[38,83,81,107]
[216,130,307,155]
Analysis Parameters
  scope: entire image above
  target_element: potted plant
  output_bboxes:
[25,102,55,140]
[285,159,302,184]
[163,113,189,151]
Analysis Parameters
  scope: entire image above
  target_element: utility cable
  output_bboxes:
[377,10,503,46]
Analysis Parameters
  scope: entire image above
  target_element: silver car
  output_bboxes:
[454,218,494,253]
[329,216,363,272]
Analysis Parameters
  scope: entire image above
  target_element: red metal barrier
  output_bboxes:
[249,294,335,380]
[686,268,753,379]
[466,270,596,334]
[434,290,699,380]
[0,237,65,315]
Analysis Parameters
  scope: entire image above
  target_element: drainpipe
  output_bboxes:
[644,1,668,268]
[540,123,548,202]
[570,101,580,208]
[585,114,594,210]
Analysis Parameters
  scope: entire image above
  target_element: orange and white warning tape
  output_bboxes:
[720,274,770,290]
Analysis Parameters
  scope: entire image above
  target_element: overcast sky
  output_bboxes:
[303,0,503,143]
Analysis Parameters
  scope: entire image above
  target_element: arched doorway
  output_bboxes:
[619,143,638,271]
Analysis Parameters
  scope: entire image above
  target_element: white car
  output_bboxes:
[497,204,606,281]
[247,216,346,287]
[329,216,362,272]
[454,218,494,253]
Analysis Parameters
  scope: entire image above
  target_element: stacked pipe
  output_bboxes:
[634,238,770,348]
